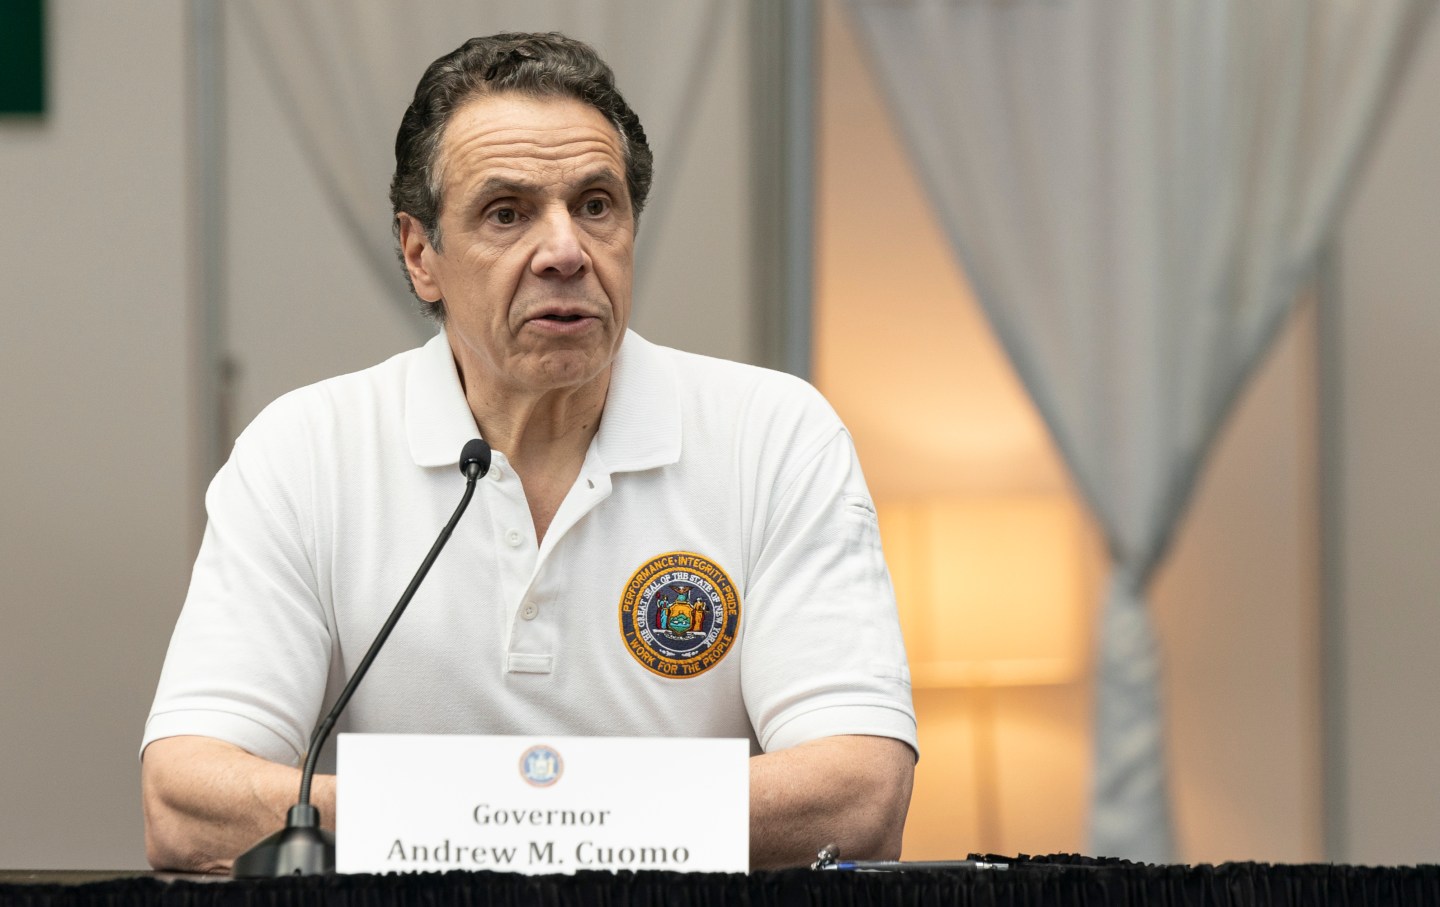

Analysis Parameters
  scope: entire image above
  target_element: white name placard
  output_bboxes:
[336,734,749,875]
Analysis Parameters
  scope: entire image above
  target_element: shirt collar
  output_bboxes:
[404,329,681,473]
[405,330,481,468]
[594,330,682,474]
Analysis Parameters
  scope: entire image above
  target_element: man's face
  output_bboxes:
[400,93,634,401]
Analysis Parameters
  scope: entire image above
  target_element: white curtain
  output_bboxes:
[845,0,1434,861]
[232,0,726,334]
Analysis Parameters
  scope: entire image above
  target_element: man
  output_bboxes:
[142,33,915,873]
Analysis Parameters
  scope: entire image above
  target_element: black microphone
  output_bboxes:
[232,438,492,878]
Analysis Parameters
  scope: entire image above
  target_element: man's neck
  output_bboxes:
[461,368,611,543]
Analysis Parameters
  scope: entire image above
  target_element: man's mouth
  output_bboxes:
[538,313,585,322]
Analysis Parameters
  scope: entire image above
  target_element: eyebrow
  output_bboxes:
[465,167,627,207]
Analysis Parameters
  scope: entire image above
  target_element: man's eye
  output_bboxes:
[582,198,609,216]
[490,207,518,225]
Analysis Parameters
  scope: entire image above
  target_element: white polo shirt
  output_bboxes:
[144,331,916,767]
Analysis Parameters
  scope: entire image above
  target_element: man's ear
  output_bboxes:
[397,213,443,302]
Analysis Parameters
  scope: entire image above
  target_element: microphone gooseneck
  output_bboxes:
[232,438,492,878]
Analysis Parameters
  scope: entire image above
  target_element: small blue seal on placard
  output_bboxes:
[519,745,563,787]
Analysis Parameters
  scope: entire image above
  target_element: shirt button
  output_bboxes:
[522,602,539,621]
[505,529,523,547]
[489,465,504,481]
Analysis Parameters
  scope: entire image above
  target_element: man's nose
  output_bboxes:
[531,210,587,277]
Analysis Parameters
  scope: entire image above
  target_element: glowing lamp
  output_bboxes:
[877,494,1086,688]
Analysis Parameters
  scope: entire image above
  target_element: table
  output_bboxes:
[3,855,1438,905]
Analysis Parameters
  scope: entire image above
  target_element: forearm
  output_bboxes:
[748,735,915,870]
[141,735,335,873]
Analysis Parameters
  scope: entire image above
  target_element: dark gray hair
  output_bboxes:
[390,33,653,321]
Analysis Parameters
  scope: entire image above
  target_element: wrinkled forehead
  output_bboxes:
[433,89,629,200]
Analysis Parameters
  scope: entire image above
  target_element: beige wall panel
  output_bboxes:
[0,0,191,868]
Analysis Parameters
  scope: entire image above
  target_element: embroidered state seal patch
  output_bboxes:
[619,551,741,678]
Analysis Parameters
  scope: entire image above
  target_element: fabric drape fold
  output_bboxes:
[845,0,1435,860]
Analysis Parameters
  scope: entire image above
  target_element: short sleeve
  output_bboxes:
[739,426,917,755]
[141,397,333,764]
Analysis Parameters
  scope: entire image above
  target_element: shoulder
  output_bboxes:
[624,336,853,492]
[205,341,436,533]
[237,342,427,447]
[638,336,842,430]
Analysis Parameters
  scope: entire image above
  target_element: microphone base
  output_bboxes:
[231,804,335,878]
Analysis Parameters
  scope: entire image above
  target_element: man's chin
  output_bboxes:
[516,347,615,395]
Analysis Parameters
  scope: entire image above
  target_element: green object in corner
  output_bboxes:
[0,0,45,115]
